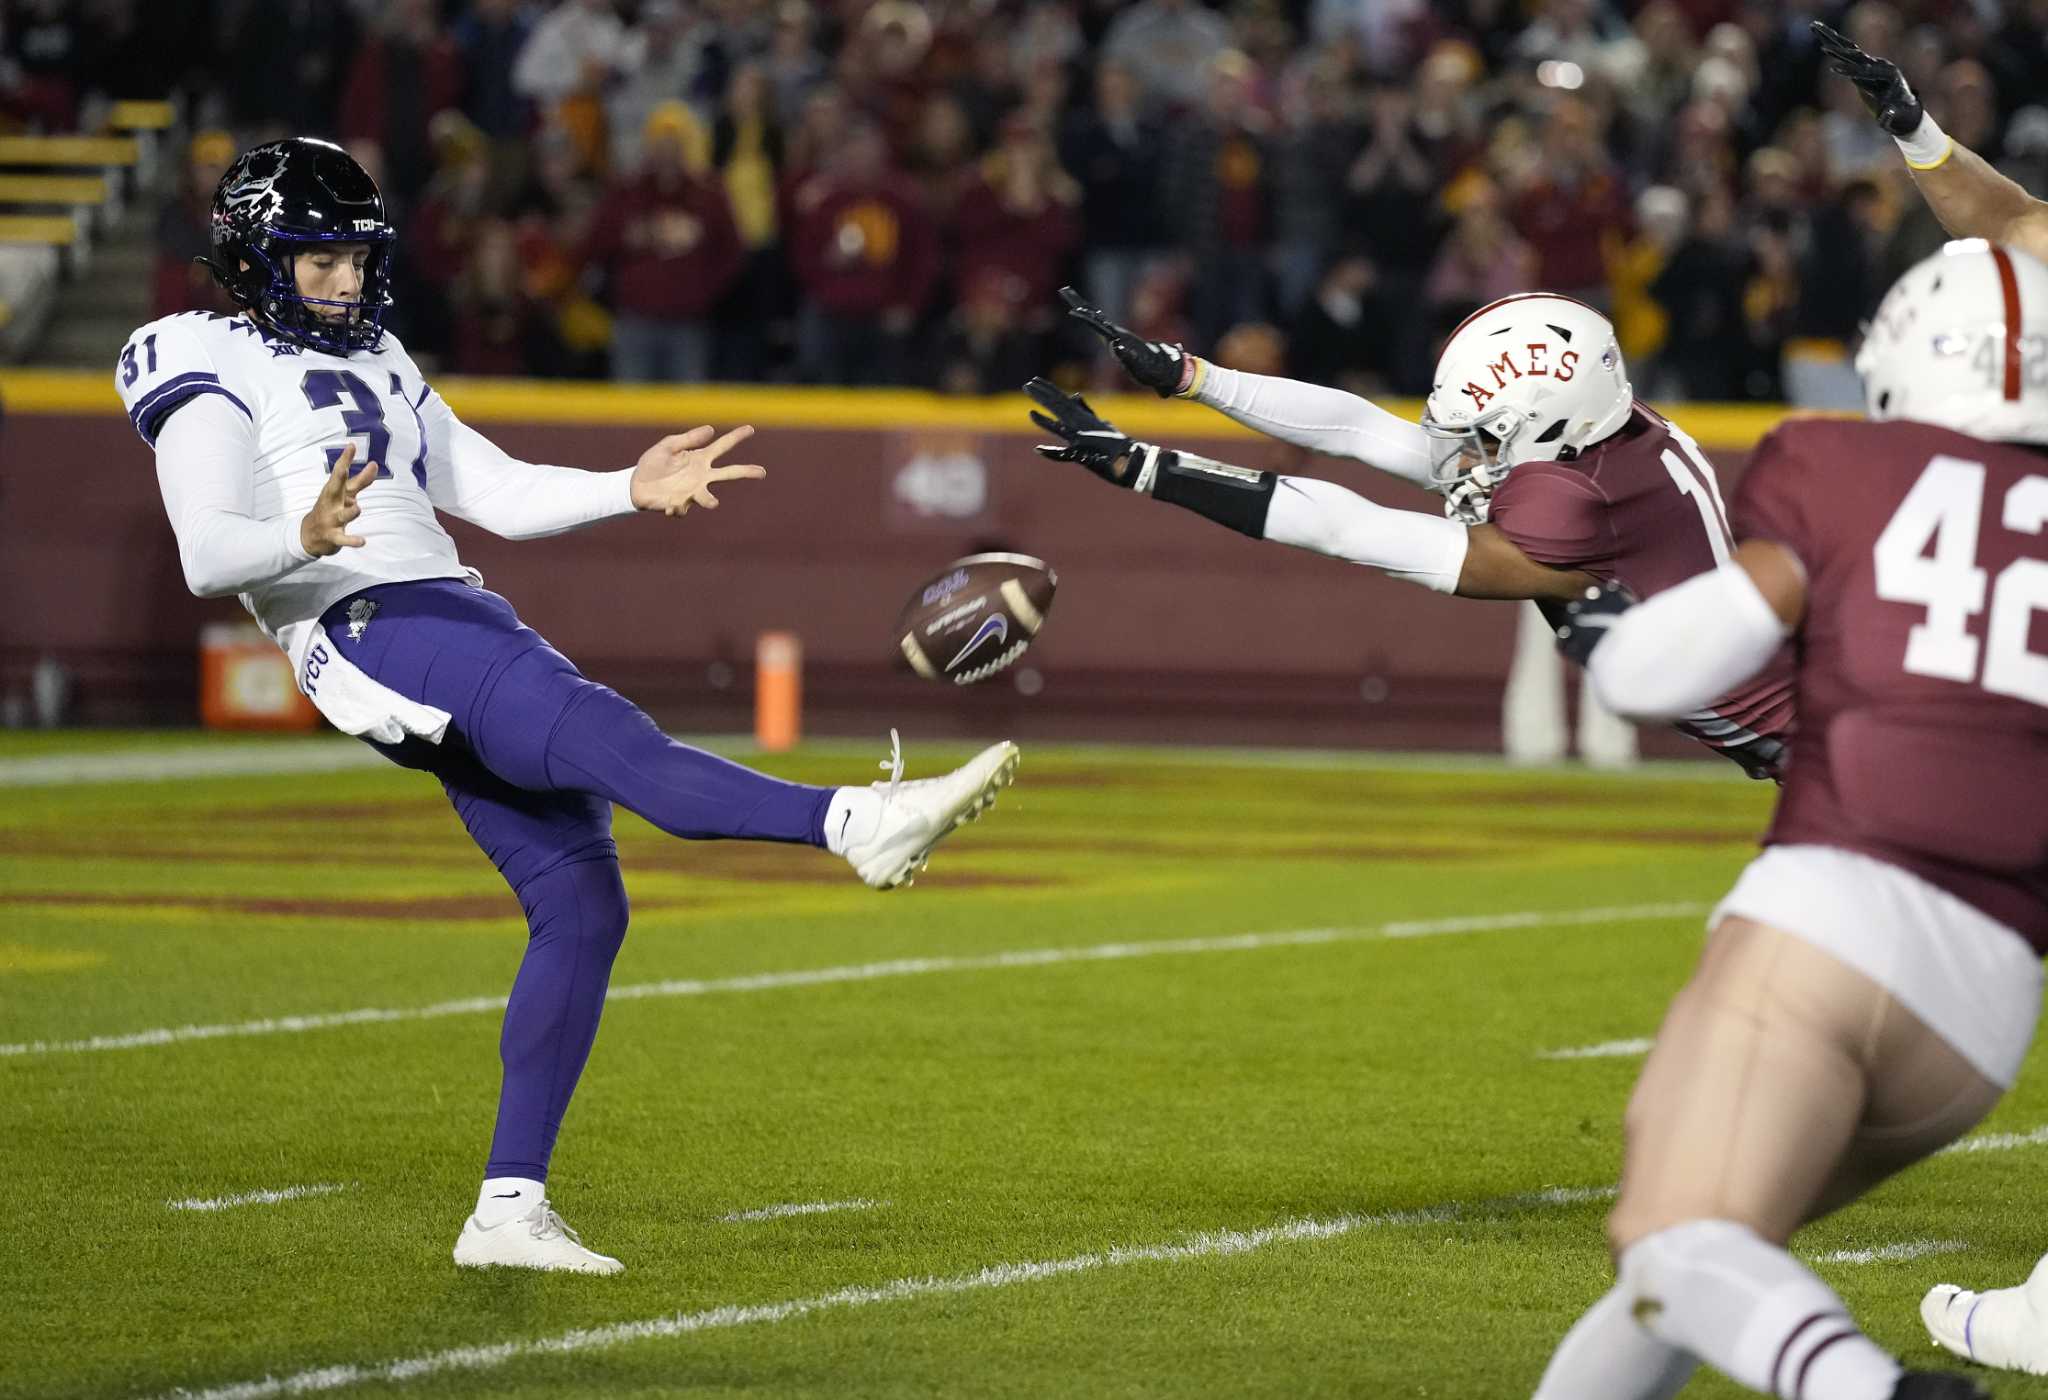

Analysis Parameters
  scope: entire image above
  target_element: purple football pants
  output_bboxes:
[321,579,832,1181]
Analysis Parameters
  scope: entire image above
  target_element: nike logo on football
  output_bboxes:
[946,612,1008,670]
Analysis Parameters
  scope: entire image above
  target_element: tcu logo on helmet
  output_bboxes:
[1461,344,1583,410]
[219,151,288,227]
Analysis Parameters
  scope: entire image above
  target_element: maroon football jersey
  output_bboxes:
[1489,402,1798,777]
[1734,418,2048,949]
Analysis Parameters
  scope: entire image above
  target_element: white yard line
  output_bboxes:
[0,740,385,787]
[1807,1240,1968,1266]
[148,1124,2048,1399]
[1941,1124,2048,1155]
[1,902,1706,1062]
[166,1183,350,1213]
[1517,1186,1618,1207]
[1539,1038,1656,1061]
[720,1198,885,1224]
[153,1189,1574,1400]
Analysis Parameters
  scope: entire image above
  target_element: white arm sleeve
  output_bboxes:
[1264,474,1469,594]
[423,395,638,540]
[154,395,314,598]
[1588,564,1790,721]
[1193,362,1436,488]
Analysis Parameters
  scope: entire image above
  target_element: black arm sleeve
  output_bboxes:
[1148,449,1279,538]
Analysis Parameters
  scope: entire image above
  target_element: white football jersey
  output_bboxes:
[115,310,475,646]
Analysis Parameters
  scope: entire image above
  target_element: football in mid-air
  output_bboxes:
[895,552,1057,685]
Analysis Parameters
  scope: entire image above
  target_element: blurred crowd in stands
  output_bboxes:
[9,0,2048,402]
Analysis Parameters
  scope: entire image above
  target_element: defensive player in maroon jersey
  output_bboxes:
[1529,239,2048,1400]
[1803,20,2048,1378]
[1043,289,1793,775]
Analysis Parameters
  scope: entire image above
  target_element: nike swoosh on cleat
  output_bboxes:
[946,613,1008,671]
[491,1191,524,1199]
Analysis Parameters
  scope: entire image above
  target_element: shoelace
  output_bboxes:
[528,1199,584,1245]
[875,727,903,806]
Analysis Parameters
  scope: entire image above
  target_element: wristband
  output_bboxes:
[1897,111,1952,170]
[1150,450,1278,538]
[1175,355,1206,399]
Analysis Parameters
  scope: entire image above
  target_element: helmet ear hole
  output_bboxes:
[1534,418,1567,444]
[1877,389,1892,412]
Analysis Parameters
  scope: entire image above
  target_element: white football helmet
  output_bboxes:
[1856,239,2048,443]
[1420,293,1634,523]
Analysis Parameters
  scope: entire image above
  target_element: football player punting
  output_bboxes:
[1041,288,1792,777]
[1531,240,2048,1400]
[118,138,1019,1275]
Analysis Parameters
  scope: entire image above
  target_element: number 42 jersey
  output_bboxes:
[114,310,633,670]
[1734,418,2048,947]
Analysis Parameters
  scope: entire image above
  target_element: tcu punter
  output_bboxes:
[1533,239,2048,1400]
[116,138,1019,1275]
[1038,291,1792,776]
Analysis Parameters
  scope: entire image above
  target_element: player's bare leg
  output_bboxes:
[1536,915,1999,1399]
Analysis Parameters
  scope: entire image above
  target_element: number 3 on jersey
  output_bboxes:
[301,369,427,488]
[1875,455,2048,707]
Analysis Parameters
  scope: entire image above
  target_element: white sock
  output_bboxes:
[823,785,884,855]
[1622,1220,1902,1399]
[474,1176,544,1228]
[1534,1284,1697,1399]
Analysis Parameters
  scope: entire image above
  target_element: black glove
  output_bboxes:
[1554,580,1638,668]
[1059,286,1194,398]
[1025,376,1158,489]
[1812,21,1922,136]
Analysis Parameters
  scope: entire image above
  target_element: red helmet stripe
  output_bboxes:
[1992,244,2023,401]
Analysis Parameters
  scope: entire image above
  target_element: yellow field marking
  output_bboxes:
[0,943,107,974]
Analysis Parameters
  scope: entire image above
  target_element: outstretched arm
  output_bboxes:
[422,392,764,538]
[1059,287,1436,488]
[1025,378,1590,601]
[1815,21,2048,263]
[1188,362,1436,489]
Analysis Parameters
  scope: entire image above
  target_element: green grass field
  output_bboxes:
[5,733,2046,1399]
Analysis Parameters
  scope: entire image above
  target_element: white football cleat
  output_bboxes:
[844,733,1020,890]
[1922,1253,2048,1374]
[453,1197,623,1275]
